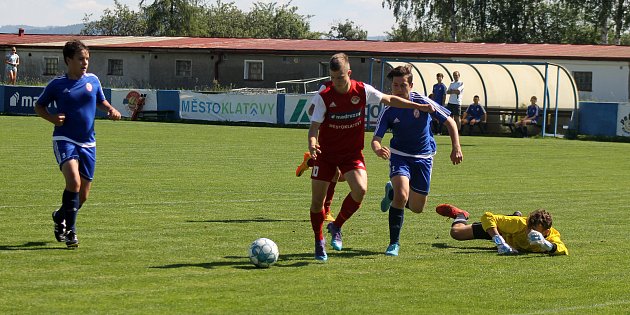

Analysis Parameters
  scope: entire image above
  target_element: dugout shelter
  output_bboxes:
[373,59,579,137]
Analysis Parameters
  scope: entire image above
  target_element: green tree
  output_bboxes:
[327,20,368,40]
[203,1,249,38]
[140,0,208,36]
[81,0,147,36]
[247,1,318,39]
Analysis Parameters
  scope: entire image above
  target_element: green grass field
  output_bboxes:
[1,115,629,314]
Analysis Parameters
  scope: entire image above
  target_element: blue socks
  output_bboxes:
[62,190,80,232]
[389,206,404,245]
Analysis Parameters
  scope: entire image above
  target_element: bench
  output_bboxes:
[455,107,574,136]
[498,109,574,137]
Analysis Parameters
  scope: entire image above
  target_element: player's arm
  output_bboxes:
[528,229,568,255]
[96,100,121,120]
[307,122,321,159]
[381,94,435,113]
[481,212,520,255]
[371,136,390,160]
[35,102,65,126]
[443,117,462,165]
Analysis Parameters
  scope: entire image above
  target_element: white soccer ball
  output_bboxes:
[248,238,279,268]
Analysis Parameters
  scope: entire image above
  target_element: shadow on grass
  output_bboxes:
[0,241,66,251]
[150,248,381,270]
[186,217,309,224]
[432,242,540,256]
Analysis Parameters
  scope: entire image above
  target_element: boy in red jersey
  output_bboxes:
[308,53,435,261]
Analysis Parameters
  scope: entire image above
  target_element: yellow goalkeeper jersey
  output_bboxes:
[480,212,568,255]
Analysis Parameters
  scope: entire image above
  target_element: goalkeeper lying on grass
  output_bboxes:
[436,204,568,255]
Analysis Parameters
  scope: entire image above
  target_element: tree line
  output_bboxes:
[82,0,630,45]
[81,0,368,40]
[384,0,630,44]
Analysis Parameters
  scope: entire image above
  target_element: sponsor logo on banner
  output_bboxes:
[179,92,277,123]
[289,98,311,123]
[4,86,56,114]
[110,89,157,118]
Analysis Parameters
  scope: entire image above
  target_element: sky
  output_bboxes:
[3,0,398,37]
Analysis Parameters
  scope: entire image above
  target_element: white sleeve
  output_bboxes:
[364,83,384,104]
[310,93,326,123]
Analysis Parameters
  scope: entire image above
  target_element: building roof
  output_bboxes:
[1,33,629,61]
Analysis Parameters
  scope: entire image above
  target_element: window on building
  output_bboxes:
[107,59,124,76]
[244,60,264,80]
[573,71,592,92]
[43,57,58,75]
[319,62,329,77]
[175,60,192,77]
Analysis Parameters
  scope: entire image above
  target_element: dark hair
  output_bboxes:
[527,209,553,230]
[473,95,480,98]
[330,53,349,71]
[63,40,89,65]
[387,64,413,84]
[436,73,443,78]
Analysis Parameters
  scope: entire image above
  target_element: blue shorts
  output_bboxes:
[464,117,481,123]
[389,153,433,195]
[53,140,96,181]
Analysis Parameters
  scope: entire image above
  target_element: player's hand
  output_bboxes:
[375,146,390,160]
[52,113,65,126]
[309,144,321,160]
[450,147,463,165]
[497,244,519,255]
[108,108,122,120]
[528,230,553,251]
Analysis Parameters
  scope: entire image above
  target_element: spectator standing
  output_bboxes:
[446,71,464,132]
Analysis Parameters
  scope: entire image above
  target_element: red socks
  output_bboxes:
[324,181,337,214]
[333,193,361,228]
[310,210,325,241]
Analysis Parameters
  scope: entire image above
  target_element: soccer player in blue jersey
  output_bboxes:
[461,95,487,135]
[430,73,447,134]
[372,65,463,256]
[514,96,541,137]
[34,40,121,248]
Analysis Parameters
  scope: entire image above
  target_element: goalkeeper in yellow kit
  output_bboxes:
[436,204,568,255]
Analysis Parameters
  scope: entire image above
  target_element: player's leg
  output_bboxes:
[324,168,342,221]
[311,179,329,261]
[385,174,409,256]
[323,180,336,222]
[60,160,81,248]
[435,204,474,240]
[310,159,336,261]
[328,167,367,251]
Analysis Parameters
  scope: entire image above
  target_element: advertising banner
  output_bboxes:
[617,103,630,137]
[110,89,158,119]
[180,92,277,123]
[284,93,384,127]
[2,86,52,115]
[284,94,313,125]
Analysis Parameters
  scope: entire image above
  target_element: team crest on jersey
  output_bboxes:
[351,96,360,104]
[414,109,420,118]
[86,83,93,92]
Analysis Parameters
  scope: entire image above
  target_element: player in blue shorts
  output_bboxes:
[461,95,487,135]
[514,96,541,137]
[35,40,121,248]
[371,64,463,256]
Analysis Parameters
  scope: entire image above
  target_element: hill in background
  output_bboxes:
[0,24,83,35]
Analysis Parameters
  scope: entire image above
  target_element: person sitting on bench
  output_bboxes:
[461,95,487,135]
[514,96,541,137]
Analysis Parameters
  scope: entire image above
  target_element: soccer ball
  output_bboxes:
[248,238,279,268]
